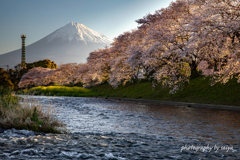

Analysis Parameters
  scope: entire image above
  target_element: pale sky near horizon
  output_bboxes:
[0,0,173,55]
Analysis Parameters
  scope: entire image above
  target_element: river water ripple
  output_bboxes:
[0,95,239,159]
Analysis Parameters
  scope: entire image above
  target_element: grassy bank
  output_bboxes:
[0,87,66,133]
[22,76,240,106]
[24,86,98,97]
[91,76,240,106]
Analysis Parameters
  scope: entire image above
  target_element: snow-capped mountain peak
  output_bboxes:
[47,22,113,44]
[0,22,112,68]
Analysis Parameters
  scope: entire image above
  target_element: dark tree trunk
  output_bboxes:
[190,60,197,73]
[213,59,218,72]
[190,60,200,78]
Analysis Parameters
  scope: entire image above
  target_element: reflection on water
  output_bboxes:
[25,96,240,145]
[104,100,240,145]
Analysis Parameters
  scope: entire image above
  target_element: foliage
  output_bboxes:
[0,87,66,133]
[0,59,57,90]
[27,59,57,70]
[24,86,98,97]
[18,63,84,88]
[30,107,44,125]
[0,68,16,90]
[0,87,19,108]
[18,0,240,92]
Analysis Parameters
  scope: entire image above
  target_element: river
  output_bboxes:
[0,95,239,159]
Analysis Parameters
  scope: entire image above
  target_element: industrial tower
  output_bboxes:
[21,35,26,66]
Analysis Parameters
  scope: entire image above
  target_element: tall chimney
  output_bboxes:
[21,35,26,66]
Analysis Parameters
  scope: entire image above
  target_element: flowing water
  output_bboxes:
[0,95,239,159]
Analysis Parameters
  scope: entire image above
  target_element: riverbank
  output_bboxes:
[22,86,97,97]
[23,76,240,109]
[0,87,66,133]
[91,76,240,107]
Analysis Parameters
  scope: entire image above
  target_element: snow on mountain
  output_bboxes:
[0,22,113,69]
[47,22,113,44]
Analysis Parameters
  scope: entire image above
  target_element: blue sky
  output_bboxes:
[0,0,173,55]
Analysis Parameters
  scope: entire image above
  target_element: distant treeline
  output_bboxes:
[0,59,56,90]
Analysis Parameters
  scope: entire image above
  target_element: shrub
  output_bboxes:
[0,87,66,133]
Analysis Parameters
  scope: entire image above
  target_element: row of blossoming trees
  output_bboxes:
[19,0,240,90]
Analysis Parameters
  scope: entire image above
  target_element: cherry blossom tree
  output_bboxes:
[187,0,240,83]
[136,0,194,89]
[125,28,151,79]
[18,67,53,88]
[73,63,89,86]
[108,31,141,88]
[18,63,84,88]
[82,48,111,87]
[19,0,240,90]
[135,0,239,88]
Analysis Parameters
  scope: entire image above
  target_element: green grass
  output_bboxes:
[21,76,240,106]
[91,76,240,106]
[0,87,66,133]
[24,86,98,97]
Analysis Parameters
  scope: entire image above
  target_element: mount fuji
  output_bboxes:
[0,22,113,68]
